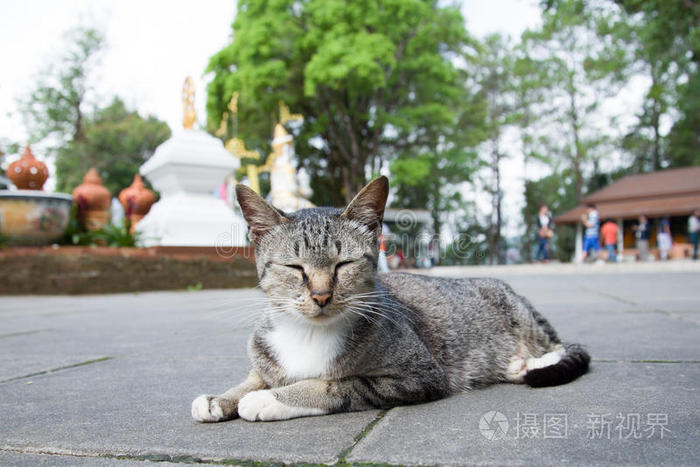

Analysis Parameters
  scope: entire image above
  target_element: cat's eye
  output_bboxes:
[284,264,308,282]
[335,260,354,271]
[333,260,354,282]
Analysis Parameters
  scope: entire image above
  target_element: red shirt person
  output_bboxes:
[600,219,619,262]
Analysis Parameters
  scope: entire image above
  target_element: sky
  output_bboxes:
[0,0,628,239]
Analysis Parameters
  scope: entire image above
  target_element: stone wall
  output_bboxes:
[0,246,257,294]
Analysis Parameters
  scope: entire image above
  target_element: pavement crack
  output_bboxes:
[649,308,700,326]
[336,410,387,464]
[0,446,327,466]
[0,357,114,384]
[578,286,700,326]
[0,329,49,339]
[577,286,638,306]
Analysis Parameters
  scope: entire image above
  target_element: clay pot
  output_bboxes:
[7,146,49,190]
[118,174,155,231]
[72,168,111,231]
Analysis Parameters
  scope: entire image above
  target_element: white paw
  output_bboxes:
[237,389,325,422]
[506,356,527,383]
[191,394,225,423]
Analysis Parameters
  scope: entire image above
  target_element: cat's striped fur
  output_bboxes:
[192,176,589,422]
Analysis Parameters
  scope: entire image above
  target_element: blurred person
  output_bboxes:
[689,209,700,260]
[633,214,651,261]
[657,217,672,260]
[535,204,553,262]
[378,234,389,272]
[580,204,600,262]
[600,218,619,262]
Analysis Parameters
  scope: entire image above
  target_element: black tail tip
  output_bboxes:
[524,344,591,388]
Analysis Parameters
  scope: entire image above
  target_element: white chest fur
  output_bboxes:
[264,315,347,381]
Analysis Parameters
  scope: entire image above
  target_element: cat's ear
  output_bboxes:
[235,184,288,243]
[340,176,389,232]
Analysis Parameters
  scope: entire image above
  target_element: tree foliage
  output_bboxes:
[17,26,170,195]
[614,0,700,168]
[544,0,700,171]
[389,61,486,252]
[19,27,103,146]
[55,98,171,194]
[206,0,474,205]
[474,34,518,264]
[522,0,625,202]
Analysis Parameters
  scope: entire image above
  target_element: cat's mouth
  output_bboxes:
[298,306,341,323]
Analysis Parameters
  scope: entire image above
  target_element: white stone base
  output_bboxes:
[136,193,248,247]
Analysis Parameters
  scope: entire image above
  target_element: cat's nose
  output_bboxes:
[311,290,333,307]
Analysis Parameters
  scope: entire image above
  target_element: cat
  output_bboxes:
[192,176,590,423]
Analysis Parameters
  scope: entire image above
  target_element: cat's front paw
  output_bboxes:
[191,394,227,423]
[237,389,326,422]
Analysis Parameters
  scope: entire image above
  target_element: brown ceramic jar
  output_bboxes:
[72,168,111,231]
[118,174,156,231]
[7,146,49,190]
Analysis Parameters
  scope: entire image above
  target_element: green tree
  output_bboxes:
[206,0,473,204]
[523,0,624,201]
[19,27,103,146]
[17,26,171,195]
[55,98,171,194]
[667,72,700,167]
[509,47,560,261]
[614,0,700,168]
[545,0,700,170]
[474,34,517,265]
[389,72,486,254]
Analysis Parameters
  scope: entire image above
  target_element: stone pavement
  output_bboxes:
[1,266,699,466]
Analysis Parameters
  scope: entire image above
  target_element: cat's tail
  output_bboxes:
[524,343,590,388]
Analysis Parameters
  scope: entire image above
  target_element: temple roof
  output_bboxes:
[554,166,700,223]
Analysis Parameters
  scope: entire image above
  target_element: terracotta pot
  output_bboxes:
[72,168,111,231]
[83,210,111,232]
[7,146,49,190]
[118,174,155,231]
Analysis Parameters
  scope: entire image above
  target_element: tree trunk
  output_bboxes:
[652,102,662,171]
[650,67,662,171]
[488,133,502,265]
[495,154,502,264]
[73,100,84,142]
[431,181,442,266]
[568,88,585,202]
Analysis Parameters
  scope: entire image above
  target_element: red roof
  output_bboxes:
[555,166,700,224]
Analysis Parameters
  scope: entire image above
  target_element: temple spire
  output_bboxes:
[182,76,196,129]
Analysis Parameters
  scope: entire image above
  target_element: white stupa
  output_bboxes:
[136,77,248,247]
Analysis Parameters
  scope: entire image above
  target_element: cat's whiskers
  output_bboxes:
[340,300,402,328]
[202,294,300,327]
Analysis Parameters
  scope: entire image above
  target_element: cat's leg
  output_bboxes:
[191,369,266,422]
[237,375,446,422]
[505,355,528,383]
[504,346,565,384]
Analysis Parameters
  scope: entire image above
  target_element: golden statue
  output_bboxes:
[279,101,303,125]
[228,92,239,114]
[182,76,196,129]
[220,97,310,207]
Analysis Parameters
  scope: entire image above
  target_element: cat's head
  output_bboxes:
[236,177,389,323]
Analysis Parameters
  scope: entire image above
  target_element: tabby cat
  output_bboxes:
[192,176,590,422]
